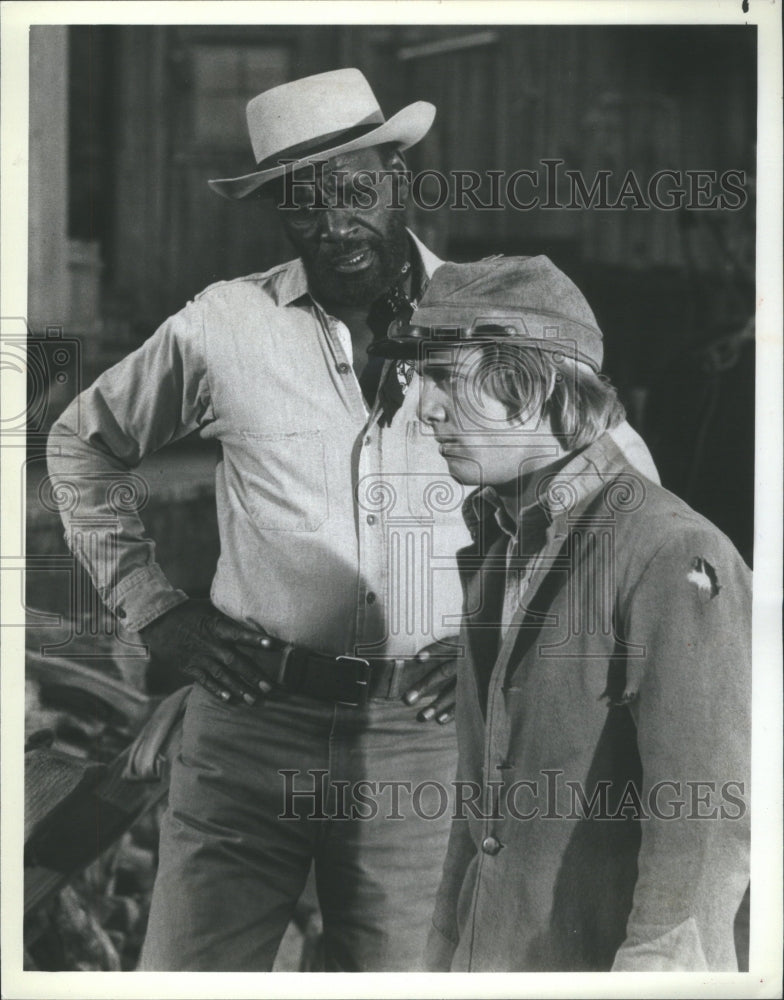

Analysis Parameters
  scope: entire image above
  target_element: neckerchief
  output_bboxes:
[366,251,425,426]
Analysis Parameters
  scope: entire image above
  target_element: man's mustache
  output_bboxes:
[317,240,379,263]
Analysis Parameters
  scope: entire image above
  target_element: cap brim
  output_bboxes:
[367,338,474,361]
[369,334,602,371]
[367,338,423,360]
[208,101,436,201]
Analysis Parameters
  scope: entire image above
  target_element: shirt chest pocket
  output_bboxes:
[232,430,329,532]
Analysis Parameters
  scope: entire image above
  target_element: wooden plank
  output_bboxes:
[24,734,178,916]
[27,650,152,728]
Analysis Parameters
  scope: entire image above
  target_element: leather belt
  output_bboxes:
[270,644,432,708]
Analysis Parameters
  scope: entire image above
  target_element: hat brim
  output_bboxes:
[208,101,435,201]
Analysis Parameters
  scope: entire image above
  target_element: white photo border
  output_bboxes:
[2,2,781,998]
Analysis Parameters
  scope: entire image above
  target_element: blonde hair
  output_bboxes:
[474,342,625,450]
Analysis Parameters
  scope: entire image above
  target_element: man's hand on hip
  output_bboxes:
[139,598,276,705]
[404,636,460,724]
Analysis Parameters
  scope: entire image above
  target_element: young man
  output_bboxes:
[372,255,751,971]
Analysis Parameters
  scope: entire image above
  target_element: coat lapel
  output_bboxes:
[458,531,508,715]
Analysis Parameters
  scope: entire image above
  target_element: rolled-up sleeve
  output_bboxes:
[46,301,214,632]
[612,527,751,971]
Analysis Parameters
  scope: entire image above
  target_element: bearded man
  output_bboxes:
[47,69,475,971]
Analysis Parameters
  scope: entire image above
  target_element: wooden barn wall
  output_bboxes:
[400,27,755,262]
[76,24,754,379]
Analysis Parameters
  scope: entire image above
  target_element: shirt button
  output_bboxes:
[366,592,377,605]
[364,436,372,446]
[366,514,376,525]
[336,362,351,374]
[481,835,502,856]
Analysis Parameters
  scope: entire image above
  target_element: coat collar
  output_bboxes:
[462,427,637,545]
[458,428,640,713]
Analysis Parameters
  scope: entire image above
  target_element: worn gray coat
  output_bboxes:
[426,431,751,971]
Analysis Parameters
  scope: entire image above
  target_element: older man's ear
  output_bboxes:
[379,146,411,207]
[384,147,408,172]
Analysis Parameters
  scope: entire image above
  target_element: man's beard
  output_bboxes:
[302,218,410,307]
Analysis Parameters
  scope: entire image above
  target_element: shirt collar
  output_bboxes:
[407,229,443,281]
[463,486,551,549]
[274,258,309,308]
[466,487,519,540]
[271,228,442,309]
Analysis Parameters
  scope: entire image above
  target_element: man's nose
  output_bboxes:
[418,381,447,426]
[320,209,357,241]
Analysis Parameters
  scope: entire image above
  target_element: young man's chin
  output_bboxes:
[443,455,480,487]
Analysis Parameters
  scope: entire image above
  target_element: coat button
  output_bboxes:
[116,608,127,619]
[481,835,501,856]
[336,362,350,374]
[366,592,377,605]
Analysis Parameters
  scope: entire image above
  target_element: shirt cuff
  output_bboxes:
[107,564,189,633]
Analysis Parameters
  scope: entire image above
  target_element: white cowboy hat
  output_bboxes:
[208,67,435,200]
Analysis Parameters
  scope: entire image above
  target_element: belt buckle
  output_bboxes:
[335,655,371,707]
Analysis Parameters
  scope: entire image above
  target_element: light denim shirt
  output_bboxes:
[46,235,474,656]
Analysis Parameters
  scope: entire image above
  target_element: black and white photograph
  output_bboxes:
[2,1,781,997]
